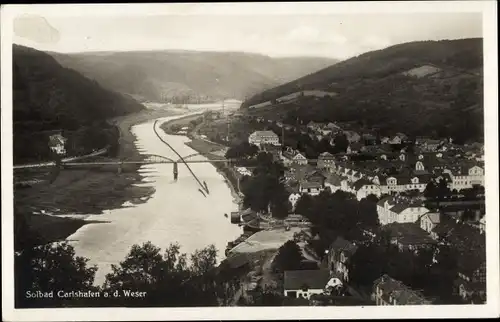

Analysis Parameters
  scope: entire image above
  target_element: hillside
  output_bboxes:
[13,44,145,163]
[241,39,484,143]
[49,50,336,103]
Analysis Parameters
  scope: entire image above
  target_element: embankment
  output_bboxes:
[159,115,242,204]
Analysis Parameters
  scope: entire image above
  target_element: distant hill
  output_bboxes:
[13,45,145,162]
[49,50,337,102]
[241,39,484,144]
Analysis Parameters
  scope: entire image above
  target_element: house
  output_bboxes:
[362,133,377,146]
[326,122,341,131]
[48,133,67,155]
[347,142,363,154]
[376,196,429,225]
[382,223,437,251]
[353,179,381,201]
[283,269,331,300]
[282,150,308,166]
[325,173,343,193]
[248,130,280,147]
[343,131,361,143]
[478,216,485,234]
[372,274,433,305]
[417,138,443,152]
[443,164,485,190]
[235,167,253,177]
[299,180,324,196]
[326,237,358,283]
[419,212,441,234]
[307,121,323,132]
[388,133,407,145]
[230,208,258,224]
[455,257,486,303]
[317,152,335,169]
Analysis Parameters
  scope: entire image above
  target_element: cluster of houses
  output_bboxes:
[242,125,486,305]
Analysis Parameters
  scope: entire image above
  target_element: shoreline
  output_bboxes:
[159,115,243,205]
[15,107,185,246]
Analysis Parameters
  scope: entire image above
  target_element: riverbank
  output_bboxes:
[159,115,242,204]
[15,108,183,246]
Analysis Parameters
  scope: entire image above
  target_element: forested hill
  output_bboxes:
[50,50,336,103]
[241,38,484,143]
[13,45,145,163]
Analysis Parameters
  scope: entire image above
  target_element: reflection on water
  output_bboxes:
[68,114,242,285]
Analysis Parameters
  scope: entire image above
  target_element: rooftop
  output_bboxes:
[329,236,358,255]
[374,274,432,305]
[382,223,436,246]
[251,130,278,138]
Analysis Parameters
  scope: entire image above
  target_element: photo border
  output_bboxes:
[2,1,498,320]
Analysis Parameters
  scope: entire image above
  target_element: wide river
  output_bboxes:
[68,103,243,285]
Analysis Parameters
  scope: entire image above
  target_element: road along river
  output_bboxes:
[67,112,243,285]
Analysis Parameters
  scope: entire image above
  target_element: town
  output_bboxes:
[192,108,486,306]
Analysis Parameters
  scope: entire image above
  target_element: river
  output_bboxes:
[68,105,243,285]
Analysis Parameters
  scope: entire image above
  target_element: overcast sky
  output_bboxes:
[11,4,482,60]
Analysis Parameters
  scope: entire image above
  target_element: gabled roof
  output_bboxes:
[284,269,331,290]
[353,178,374,191]
[373,274,432,305]
[300,180,323,189]
[377,196,394,207]
[382,223,436,245]
[325,173,342,186]
[250,130,278,138]
[421,212,440,224]
[48,134,67,146]
[319,152,335,159]
[329,236,358,255]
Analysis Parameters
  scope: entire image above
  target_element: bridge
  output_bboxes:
[13,121,237,197]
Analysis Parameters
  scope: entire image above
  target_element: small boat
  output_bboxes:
[224,213,228,218]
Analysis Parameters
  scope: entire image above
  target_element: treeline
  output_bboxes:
[242,39,482,108]
[14,207,241,308]
[295,191,380,257]
[242,39,484,143]
[13,45,144,162]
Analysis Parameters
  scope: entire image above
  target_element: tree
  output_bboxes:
[295,194,314,217]
[347,243,385,287]
[15,242,98,308]
[356,195,380,230]
[333,133,349,153]
[272,241,304,272]
[102,242,227,307]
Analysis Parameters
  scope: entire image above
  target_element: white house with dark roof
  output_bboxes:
[377,196,429,226]
[420,212,441,234]
[282,150,308,166]
[48,133,67,155]
[327,237,358,283]
[248,130,280,147]
[317,152,335,169]
[353,179,382,201]
[299,180,324,196]
[443,163,484,190]
[284,269,331,300]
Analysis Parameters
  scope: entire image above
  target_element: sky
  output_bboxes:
[10,4,483,60]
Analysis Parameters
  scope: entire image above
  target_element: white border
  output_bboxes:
[1,2,499,321]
